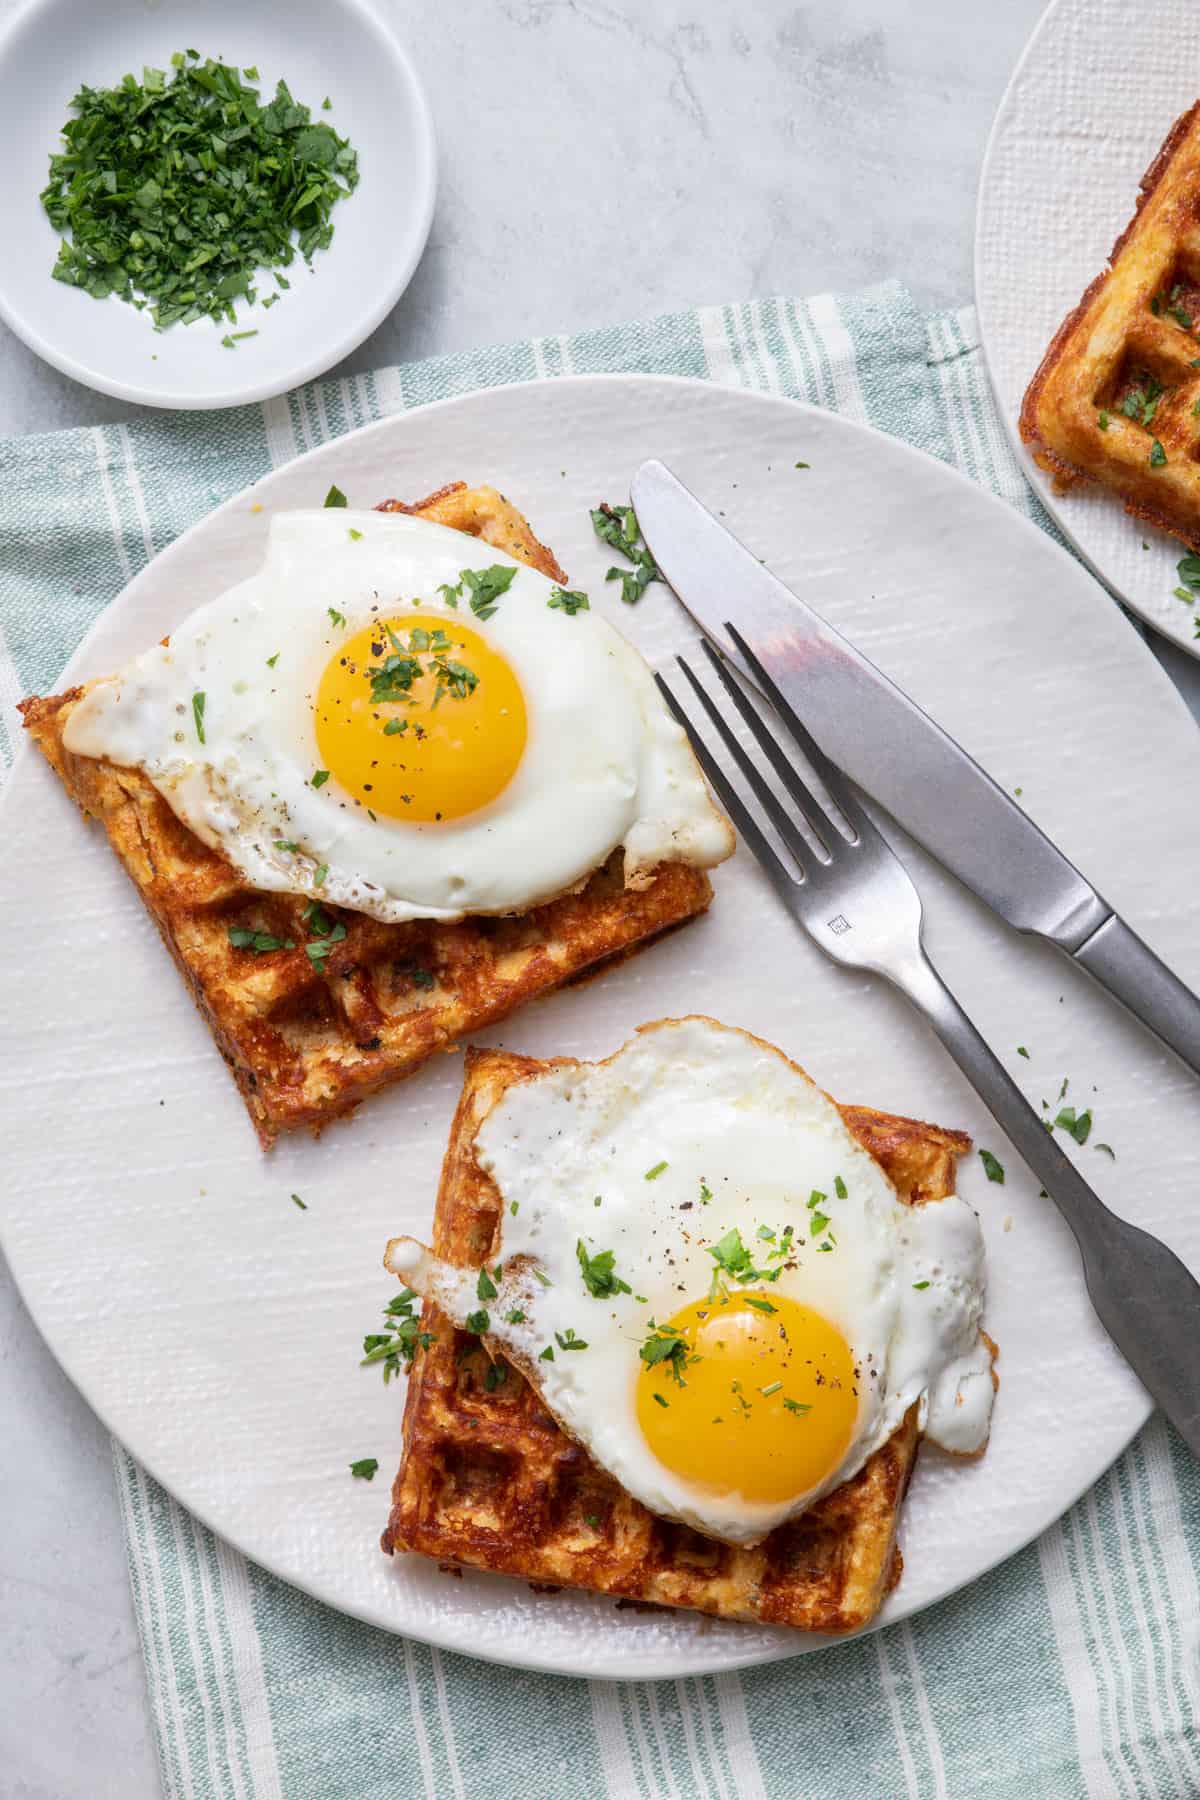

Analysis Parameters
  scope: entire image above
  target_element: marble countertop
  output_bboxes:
[4,2,1193,1795]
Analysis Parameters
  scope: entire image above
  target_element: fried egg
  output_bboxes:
[62,510,733,923]
[386,1018,995,1547]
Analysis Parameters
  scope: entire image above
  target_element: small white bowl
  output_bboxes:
[0,0,436,409]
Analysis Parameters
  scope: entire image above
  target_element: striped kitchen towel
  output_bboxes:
[2,280,1197,1800]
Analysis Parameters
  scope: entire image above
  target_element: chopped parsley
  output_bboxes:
[348,528,363,541]
[555,1328,588,1352]
[302,898,347,967]
[220,329,258,348]
[313,864,328,888]
[290,1192,307,1210]
[548,586,590,615]
[794,461,810,469]
[1176,554,1200,604]
[532,1267,553,1287]
[228,926,294,953]
[652,1392,669,1408]
[699,1181,712,1205]
[744,1294,777,1314]
[1017,1045,1030,1058]
[1150,439,1168,468]
[274,839,300,853]
[266,652,279,668]
[979,1149,1005,1184]
[1055,1105,1093,1145]
[759,1380,782,1398]
[311,769,330,788]
[40,57,359,331]
[349,1457,379,1480]
[476,1265,499,1302]
[644,1161,668,1181]
[1121,376,1164,427]
[192,691,206,743]
[360,1288,433,1381]
[591,502,661,605]
[465,1308,490,1334]
[576,1241,632,1299]
[706,1226,783,1289]
[782,1397,812,1416]
[834,1175,848,1199]
[1097,410,1110,431]
[504,1307,526,1324]
[539,1345,555,1362]
[327,607,346,628]
[912,1279,930,1291]
[1095,1143,1116,1159]
[436,564,517,622]
[324,484,348,508]
[367,622,478,710]
[639,1322,691,1386]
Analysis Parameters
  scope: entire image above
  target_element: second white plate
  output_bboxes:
[3,375,1199,1677]
[976,0,1200,658]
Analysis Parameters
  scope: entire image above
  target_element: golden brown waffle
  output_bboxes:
[1020,102,1200,546]
[20,485,714,1146]
[382,1040,976,1634]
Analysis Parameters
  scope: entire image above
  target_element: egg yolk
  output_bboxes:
[635,1292,858,1505]
[313,613,527,823]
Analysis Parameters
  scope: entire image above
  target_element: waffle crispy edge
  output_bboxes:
[19,485,714,1145]
[1019,101,1200,547]
[382,1034,977,1634]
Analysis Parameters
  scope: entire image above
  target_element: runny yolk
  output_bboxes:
[635,1292,858,1505]
[313,613,527,823]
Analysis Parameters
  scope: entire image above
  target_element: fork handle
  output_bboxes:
[891,944,1200,1458]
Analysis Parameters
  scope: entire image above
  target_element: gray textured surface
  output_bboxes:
[0,1,1072,1794]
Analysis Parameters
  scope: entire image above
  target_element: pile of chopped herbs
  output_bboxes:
[40,51,358,331]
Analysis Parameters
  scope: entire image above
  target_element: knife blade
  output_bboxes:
[630,457,1200,1079]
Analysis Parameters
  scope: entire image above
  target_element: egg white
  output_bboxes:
[62,510,732,923]
[387,1017,995,1547]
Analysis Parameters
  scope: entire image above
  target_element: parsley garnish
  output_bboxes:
[706,1226,782,1288]
[1176,554,1200,604]
[361,1289,432,1380]
[1097,410,1110,431]
[555,1328,588,1351]
[504,1307,526,1324]
[476,1266,499,1302]
[274,839,300,853]
[591,502,661,605]
[290,1192,307,1210]
[744,1294,777,1314]
[435,564,517,621]
[699,1181,712,1204]
[266,652,279,668]
[348,528,363,541]
[349,1457,378,1480]
[1150,439,1168,468]
[539,1345,554,1361]
[228,926,294,953]
[782,1397,812,1415]
[192,691,206,743]
[1095,1143,1116,1159]
[40,59,359,331]
[1017,1045,1030,1058]
[644,1161,668,1181]
[1055,1105,1093,1146]
[652,1392,669,1408]
[465,1308,490,1334]
[834,1175,847,1199]
[311,769,330,788]
[314,864,328,887]
[576,1240,632,1299]
[327,607,346,628]
[979,1149,1005,1184]
[912,1279,930,1290]
[640,1323,691,1386]
[324,484,348,508]
[302,898,346,967]
[548,586,590,615]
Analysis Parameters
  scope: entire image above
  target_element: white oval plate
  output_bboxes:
[2,376,1198,1680]
[0,0,435,409]
[975,0,1200,658]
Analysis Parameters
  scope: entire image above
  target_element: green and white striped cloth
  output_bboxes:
[3,281,1198,1800]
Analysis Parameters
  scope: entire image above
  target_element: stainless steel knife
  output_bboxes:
[630,457,1200,1079]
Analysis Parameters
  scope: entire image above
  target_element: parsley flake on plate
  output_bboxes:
[591,502,661,605]
[979,1149,1005,1184]
[349,1457,379,1480]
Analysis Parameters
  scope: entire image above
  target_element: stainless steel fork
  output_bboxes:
[658,627,1200,1457]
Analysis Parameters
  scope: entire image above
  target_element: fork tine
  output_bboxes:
[674,656,827,873]
[655,671,799,906]
[698,639,838,854]
[725,622,885,848]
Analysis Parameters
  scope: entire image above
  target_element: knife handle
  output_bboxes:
[1071,914,1200,1081]
[892,944,1200,1458]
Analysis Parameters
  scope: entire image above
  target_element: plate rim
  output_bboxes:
[0,0,438,411]
[972,0,1200,662]
[4,369,1188,1679]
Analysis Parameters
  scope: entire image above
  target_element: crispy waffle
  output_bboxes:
[1020,102,1200,546]
[20,485,714,1146]
[382,1038,976,1634]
